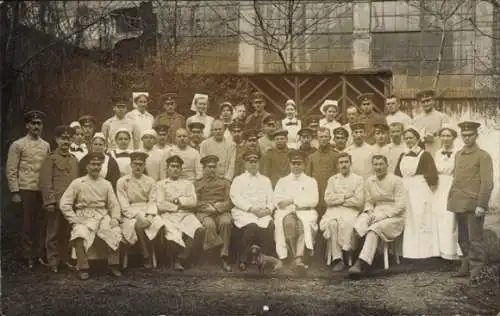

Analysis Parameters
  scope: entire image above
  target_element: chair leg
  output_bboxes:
[152,246,157,269]
[122,248,128,269]
[383,243,389,270]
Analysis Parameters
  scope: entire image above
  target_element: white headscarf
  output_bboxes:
[132,92,149,109]
[320,100,338,115]
[191,93,209,112]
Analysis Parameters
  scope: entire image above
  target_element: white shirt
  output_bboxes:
[273,173,318,210]
[386,111,412,129]
[320,118,341,144]
[230,171,274,228]
[282,118,302,149]
[125,109,154,136]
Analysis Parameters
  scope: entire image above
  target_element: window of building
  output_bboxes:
[305,2,353,34]
[112,8,142,34]
[371,0,421,32]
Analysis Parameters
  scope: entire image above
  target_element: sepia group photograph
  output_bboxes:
[1,1,500,315]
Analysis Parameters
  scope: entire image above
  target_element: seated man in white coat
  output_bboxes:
[349,155,405,277]
[274,150,319,270]
[59,152,123,280]
[320,152,364,271]
[116,152,163,269]
[230,149,276,271]
[156,155,204,271]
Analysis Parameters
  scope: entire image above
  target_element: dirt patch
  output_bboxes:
[2,259,498,316]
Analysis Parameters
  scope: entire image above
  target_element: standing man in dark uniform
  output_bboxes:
[245,91,271,133]
[6,110,51,268]
[194,155,233,272]
[39,125,79,273]
[78,115,98,149]
[260,129,291,188]
[448,121,494,281]
[298,127,317,157]
[357,93,387,145]
[154,92,186,144]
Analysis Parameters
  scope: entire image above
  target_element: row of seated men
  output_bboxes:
[56,125,402,280]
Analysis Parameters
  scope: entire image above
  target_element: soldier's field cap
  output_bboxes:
[166,155,184,165]
[87,152,105,163]
[333,126,349,137]
[141,129,157,139]
[288,149,306,162]
[298,127,314,136]
[187,121,205,131]
[200,155,219,165]
[251,91,265,101]
[243,149,260,161]
[55,125,74,138]
[24,110,46,123]
[262,115,276,126]
[373,123,389,132]
[307,115,322,127]
[458,121,481,133]
[161,92,178,102]
[271,129,288,139]
[415,89,436,99]
[112,95,128,106]
[357,92,374,102]
[78,115,97,126]
[350,122,366,131]
[130,152,149,162]
[153,124,170,134]
[244,129,259,140]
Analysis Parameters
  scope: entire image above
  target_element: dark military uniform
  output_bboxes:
[194,176,233,257]
[305,145,339,216]
[447,122,494,277]
[39,147,79,268]
[260,147,291,188]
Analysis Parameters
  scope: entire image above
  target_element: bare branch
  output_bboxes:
[468,17,500,40]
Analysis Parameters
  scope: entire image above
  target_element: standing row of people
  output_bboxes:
[6,88,494,283]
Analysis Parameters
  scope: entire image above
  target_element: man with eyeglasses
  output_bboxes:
[447,121,493,282]
[6,110,50,269]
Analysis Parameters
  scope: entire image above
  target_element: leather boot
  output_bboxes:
[348,259,368,276]
[452,259,469,278]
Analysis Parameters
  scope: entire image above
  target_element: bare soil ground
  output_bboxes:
[2,208,500,316]
[2,255,500,316]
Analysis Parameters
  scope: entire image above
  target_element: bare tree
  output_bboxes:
[208,0,353,72]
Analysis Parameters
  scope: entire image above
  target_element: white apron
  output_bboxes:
[433,171,462,260]
[70,208,122,252]
[120,203,164,245]
[400,151,440,259]
[159,211,203,248]
[274,206,318,260]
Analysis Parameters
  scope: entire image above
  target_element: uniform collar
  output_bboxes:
[461,144,479,154]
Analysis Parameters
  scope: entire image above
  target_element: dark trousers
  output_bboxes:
[45,208,71,267]
[239,222,275,262]
[19,190,46,260]
[456,212,486,274]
